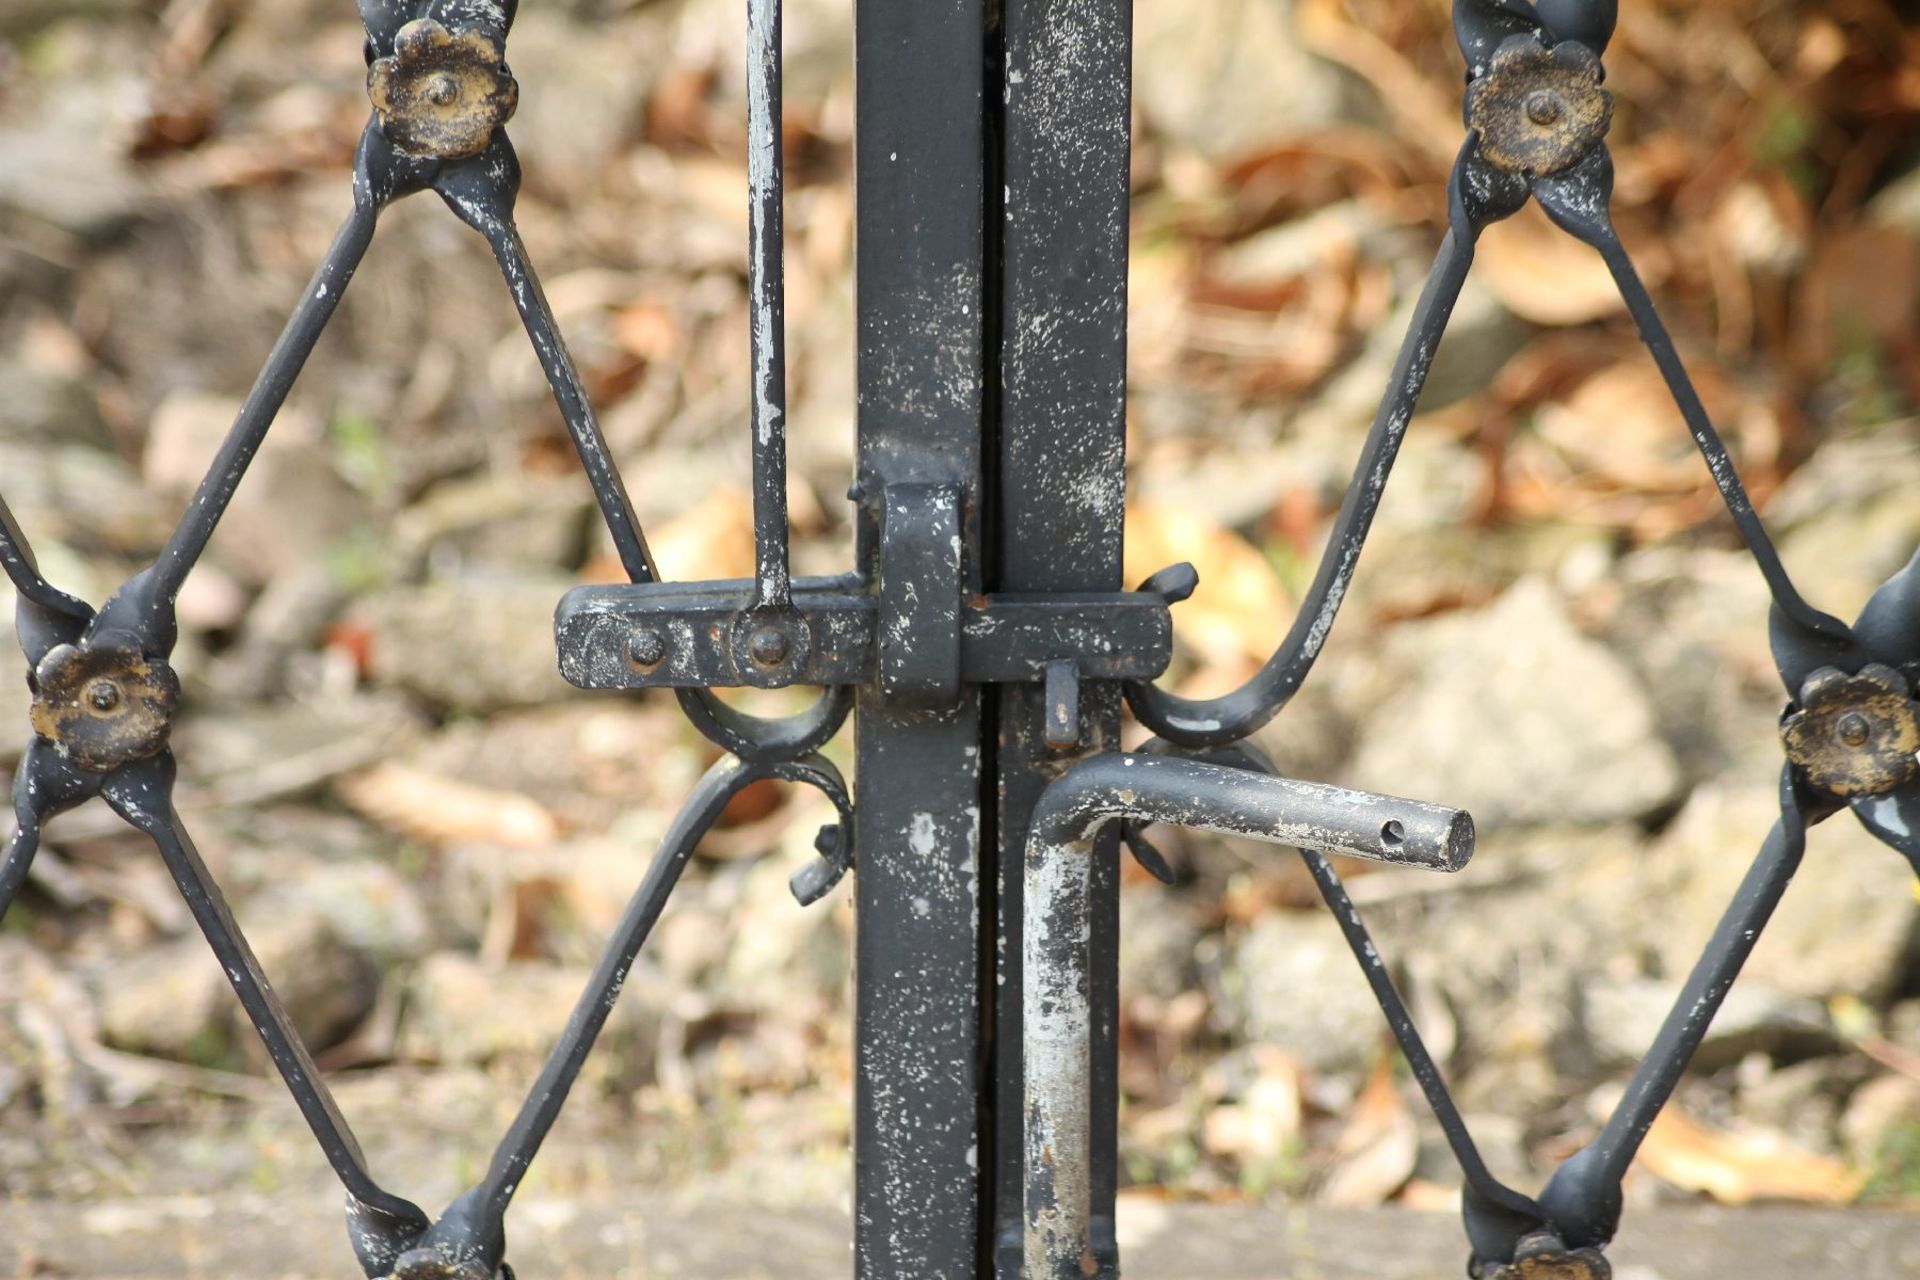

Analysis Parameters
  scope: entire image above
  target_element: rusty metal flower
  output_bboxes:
[1466,36,1613,176]
[1781,664,1920,798]
[368,18,518,160]
[28,642,180,772]
[1478,1230,1612,1280]
[1769,547,1920,873]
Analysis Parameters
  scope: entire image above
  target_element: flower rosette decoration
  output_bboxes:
[28,641,180,773]
[1465,36,1612,177]
[367,16,517,160]
[1475,1230,1611,1280]
[1769,548,1920,871]
[1443,0,1621,232]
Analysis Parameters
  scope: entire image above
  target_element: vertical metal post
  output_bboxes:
[990,2,1135,1276]
[850,0,989,1276]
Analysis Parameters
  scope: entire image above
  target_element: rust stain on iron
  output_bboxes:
[29,643,180,772]
[1466,37,1612,176]
[1479,1231,1612,1280]
[1781,663,1920,797]
[368,18,518,160]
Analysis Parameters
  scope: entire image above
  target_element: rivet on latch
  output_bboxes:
[629,629,667,670]
[747,624,791,667]
[1043,660,1080,750]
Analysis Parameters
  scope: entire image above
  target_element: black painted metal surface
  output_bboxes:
[845,1,991,1274]
[5,2,1920,1279]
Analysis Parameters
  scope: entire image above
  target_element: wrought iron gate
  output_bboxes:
[5,1,1919,1277]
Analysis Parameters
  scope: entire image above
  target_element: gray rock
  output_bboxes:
[503,10,672,192]
[1120,884,1206,1002]
[400,953,657,1066]
[1345,578,1685,830]
[254,862,435,967]
[96,909,374,1063]
[244,908,380,1054]
[395,474,594,576]
[1737,1055,1869,1158]
[0,440,173,556]
[357,574,582,712]
[0,633,27,759]
[212,564,352,699]
[1841,1073,1920,1168]
[712,823,851,1018]
[1134,0,1348,158]
[1305,270,1531,429]
[1598,547,1785,785]
[95,942,230,1064]
[1769,434,1920,624]
[0,81,148,240]
[0,358,112,450]
[1888,999,1920,1058]
[1218,909,1386,1075]
[1867,166,1920,237]
[143,392,367,587]
[1581,977,1830,1072]
[1641,780,1920,1003]
[1368,825,1644,1082]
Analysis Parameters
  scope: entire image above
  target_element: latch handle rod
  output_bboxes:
[1021,754,1473,1279]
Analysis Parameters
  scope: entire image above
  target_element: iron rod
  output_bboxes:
[0,492,91,626]
[1301,850,1545,1224]
[482,222,659,585]
[746,0,793,610]
[1127,228,1479,747]
[145,205,381,629]
[1591,228,1851,647]
[1022,755,1473,1279]
[99,759,427,1248]
[473,754,850,1227]
[1537,770,1809,1249]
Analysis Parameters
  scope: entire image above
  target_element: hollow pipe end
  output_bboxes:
[1442,809,1477,872]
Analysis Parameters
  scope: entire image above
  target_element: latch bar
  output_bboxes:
[555,579,1173,692]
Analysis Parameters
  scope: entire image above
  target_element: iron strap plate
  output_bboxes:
[555,578,1174,691]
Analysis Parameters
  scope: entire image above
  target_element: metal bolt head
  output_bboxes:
[1464,37,1613,176]
[629,629,667,669]
[1838,711,1873,747]
[747,625,791,667]
[1524,90,1563,125]
[28,643,180,773]
[1781,663,1920,797]
[366,18,518,161]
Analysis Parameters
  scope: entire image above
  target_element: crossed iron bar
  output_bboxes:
[3,1,1918,1277]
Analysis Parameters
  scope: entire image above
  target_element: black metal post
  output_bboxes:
[989,2,1135,1274]
[850,1,990,1275]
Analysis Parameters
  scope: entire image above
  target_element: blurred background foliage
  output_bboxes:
[2,0,1920,1235]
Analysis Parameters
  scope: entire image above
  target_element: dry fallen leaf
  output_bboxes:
[1476,205,1630,326]
[1124,502,1291,673]
[1536,361,1730,493]
[1637,1104,1865,1206]
[1295,0,1460,164]
[338,764,561,850]
[1317,1054,1418,1207]
[647,485,759,583]
[1202,1045,1305,1166]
